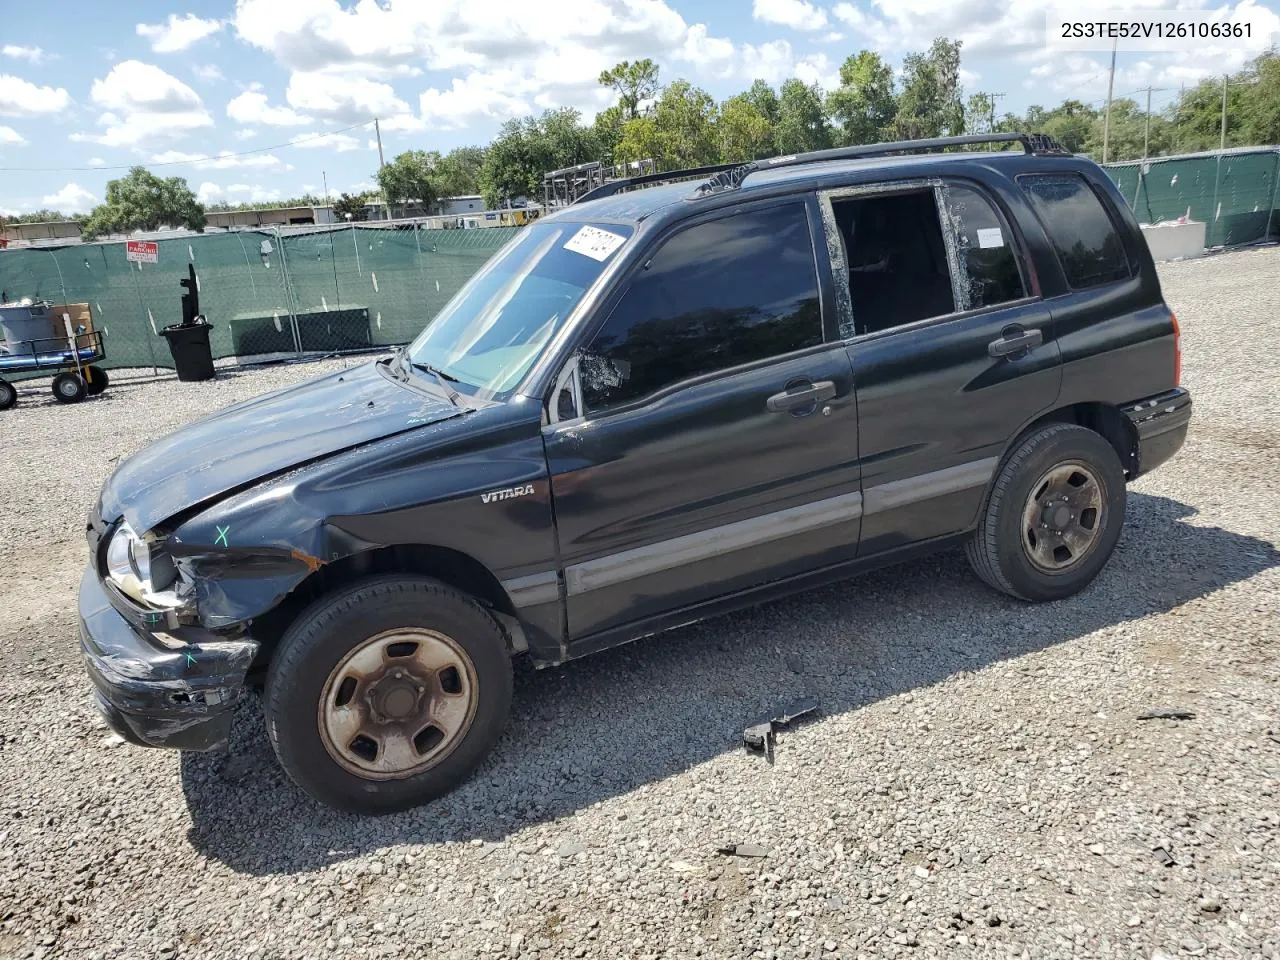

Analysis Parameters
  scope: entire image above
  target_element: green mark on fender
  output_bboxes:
[214,525,230,547]
[185,652,198,667]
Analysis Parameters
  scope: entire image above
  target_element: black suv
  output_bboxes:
[80,133,1191,813]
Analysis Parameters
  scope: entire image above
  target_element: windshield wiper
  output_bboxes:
[410,361,461,406]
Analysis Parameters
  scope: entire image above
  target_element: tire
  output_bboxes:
[966,423,1126,602]
[264,575,513,814]
[85,365,109,395]
[51,372,87,403]
[0,379,15,411]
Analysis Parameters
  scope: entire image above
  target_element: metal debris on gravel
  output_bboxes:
[1,249,1279,960]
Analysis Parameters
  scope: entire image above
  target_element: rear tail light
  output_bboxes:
[1170,311,1182,386]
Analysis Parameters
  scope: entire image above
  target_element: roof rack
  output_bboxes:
[692,132,1070,198]
[573,162,741,205]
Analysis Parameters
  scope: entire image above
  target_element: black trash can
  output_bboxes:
[160,319,215,382]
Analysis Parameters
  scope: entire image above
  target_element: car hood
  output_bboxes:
[100,359,464,532]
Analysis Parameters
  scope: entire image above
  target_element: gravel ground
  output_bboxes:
[1,248,1277,960]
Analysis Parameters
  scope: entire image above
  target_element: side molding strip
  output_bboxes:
[501,570,561,609]
[862,457,998,516]
[566,490,864,596]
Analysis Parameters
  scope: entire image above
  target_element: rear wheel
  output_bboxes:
[966,423,1126,602]
[51,372,87,403]
[85,365,109,395]
[0,379,15,411]
[264,576,512,814]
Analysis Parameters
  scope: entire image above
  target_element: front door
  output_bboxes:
[817,177,1063,555]
[542,199,861,642]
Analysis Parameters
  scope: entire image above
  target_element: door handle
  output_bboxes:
[767,380,837,413]
[988,327,1044,358]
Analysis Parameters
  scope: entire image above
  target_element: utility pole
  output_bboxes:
[374,117,386,169]
[1102,38,1117,164]
[988,92,1005,132]
[1219,74,1229,152]
[1139,86,1167,161]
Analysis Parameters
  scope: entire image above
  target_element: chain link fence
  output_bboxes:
[1103,146,1280,248]
[0,220,521,373]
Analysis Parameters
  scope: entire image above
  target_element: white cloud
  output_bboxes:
[0,74,72,116]
[819,31,846,43]
[2,45,44,63]
[794,53,838,91]
[192,64,224,82]
[753,0,828,31]
[196,181,284,205]
[150,149,292,171]
[737,40,799,87]
[286,71,412,125]
[290,132,362,152]
[88,156,105,166]
[418,72,533,130]
[227,89,311,126]
[42,182,97,213]
[76,60,212,147]
[233,128,257,140]
[0,124,26,145]
[136,14,224,54]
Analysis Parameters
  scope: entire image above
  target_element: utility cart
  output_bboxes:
[0,300,109,410]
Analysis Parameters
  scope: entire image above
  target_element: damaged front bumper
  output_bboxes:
[78,567,258,752]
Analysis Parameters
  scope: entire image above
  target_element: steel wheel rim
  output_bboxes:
[58,379,79,397]
[317,628,478,780]
[1020,459,1105,573]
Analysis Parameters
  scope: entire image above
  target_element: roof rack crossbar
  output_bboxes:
[574,162,741,205]
[692,131,1070,197]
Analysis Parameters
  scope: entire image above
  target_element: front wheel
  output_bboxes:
[0,379,15,411]
[264,576,513,814]
[966,423,1126,602]
[51,372,87,403]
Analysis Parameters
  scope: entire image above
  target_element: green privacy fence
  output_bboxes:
[0,222,521,372]
[1103,147,1280,248]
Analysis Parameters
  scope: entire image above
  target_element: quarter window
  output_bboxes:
[579,203,822,414]
[1019,173,1132,289]
[942,183,1027,309]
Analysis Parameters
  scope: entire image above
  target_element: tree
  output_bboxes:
[331,192,371,221]
[478,108,599,207]
[719,94,773,162]
[598,59,660,120]
[434,146,486,197]
[593,104,627,167]
[614,116,664,168]
[827,51,897,145]
[80,167,204,239]
[775,78,832,154]
[653,80,719,167]
[0,209,78,224]
[377,150,439,210]
[1241,48,1280,147]
[894,38,965,140]
[1085,98,1171,161]
[743,79,781,128]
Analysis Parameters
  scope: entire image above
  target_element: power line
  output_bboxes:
[0,119,377,172]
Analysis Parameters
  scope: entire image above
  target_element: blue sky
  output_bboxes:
[2,0,1278,216]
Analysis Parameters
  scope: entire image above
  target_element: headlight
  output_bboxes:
[106,522,178,606]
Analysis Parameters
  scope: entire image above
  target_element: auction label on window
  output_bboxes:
[564,225,626,262]
[977,228,1004,249]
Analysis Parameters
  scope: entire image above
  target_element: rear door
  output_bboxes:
[542,198,861,643]
[817,176,1063,555]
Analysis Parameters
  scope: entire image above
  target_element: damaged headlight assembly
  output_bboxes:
[105,521,183,610]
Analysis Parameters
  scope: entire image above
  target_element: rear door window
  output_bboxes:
[1018,173,1132,289]
[579,202,822,413]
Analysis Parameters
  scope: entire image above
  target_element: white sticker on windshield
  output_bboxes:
[564,225,626,262]
[977,227,1004,249]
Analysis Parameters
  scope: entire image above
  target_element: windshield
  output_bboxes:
[406,220,633,401]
